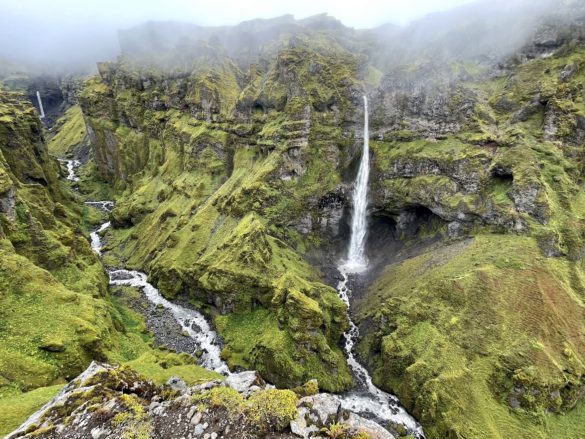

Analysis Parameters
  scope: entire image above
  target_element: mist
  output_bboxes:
[0,0,578,74]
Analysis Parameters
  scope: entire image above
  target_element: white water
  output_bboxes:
[90,221,111,255]
[60,159,80,182]
[86,201,230,376]
[109,269,230,375]
[85,200,115,211]
[343,95,370,273]
[77,172,231,375]
[36,91,45,119]
[335,97,424,437]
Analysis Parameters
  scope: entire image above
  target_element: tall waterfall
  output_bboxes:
[345,95,370,272]
[336,96,425,437]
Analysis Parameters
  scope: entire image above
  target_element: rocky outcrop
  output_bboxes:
[7,362,395,439]
[291,394,394,439]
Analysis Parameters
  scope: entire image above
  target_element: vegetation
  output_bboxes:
[356,32,585,439]
[47,105,87,157]
[192,385,298,432]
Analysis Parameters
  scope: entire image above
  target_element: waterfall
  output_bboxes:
[344,95,370,272]
[36,91,45,119]
[336,96,425,438]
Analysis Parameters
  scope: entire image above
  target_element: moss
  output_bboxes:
[0,384,63,437]
[292,379,319,397]
[125,351,222,386]
[245,388,298,432]
[0,242,113,396]
[216,308,351,392]
[356,235,585,438]
[47,105,87,157]
[192,386,245,417]
[191,386,297,432]
[111,393,152,439]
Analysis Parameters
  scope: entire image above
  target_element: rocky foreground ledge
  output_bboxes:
[7,363,395,439]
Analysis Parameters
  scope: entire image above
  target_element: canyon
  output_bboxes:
[2,2,585,438]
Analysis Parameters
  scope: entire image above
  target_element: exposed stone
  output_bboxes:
[168,376,189,394]
[224,370,265,394]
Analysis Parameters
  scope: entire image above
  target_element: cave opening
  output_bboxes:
[357,205,446,273]
[251,103,265,116]
[490,167,514,183]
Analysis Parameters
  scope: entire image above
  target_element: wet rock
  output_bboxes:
[291,394,396,439]
[193,422,208,436]
[90,427,109,439]
[191,411,203,425]
[560,63,577,82]
[344,412,395,439]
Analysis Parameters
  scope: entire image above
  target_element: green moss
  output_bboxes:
[125,351,222,385]
[0,242,113,396]
[0,384,63,436]
[47,105,87,157]
[216,307,351,392]
[245,388,298,432]
[192,386,245,417]
[192,386,297,432]
[111,393,152,439]
[356,235,585,438]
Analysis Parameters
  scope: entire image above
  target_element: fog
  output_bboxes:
[0,0,578,74]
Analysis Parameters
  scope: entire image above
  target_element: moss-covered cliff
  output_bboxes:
[0,87,221,436]
[0,89,112,395]
[354,17,585,439]
[78,32,367,392]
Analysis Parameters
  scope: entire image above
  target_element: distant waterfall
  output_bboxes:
[36,91,45,119]
[345,95,370,272]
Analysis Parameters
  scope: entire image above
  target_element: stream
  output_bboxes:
[63,95,424,438]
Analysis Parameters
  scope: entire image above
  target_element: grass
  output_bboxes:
[215,307,352,392]
[125,351,222,385]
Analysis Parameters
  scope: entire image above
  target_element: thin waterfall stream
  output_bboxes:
[63,96,424,436]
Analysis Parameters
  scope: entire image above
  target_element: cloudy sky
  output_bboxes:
[0,0,502,69]
[2,0,478,29]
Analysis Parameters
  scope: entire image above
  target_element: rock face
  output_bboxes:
[7,363,394,439]
[352,15,585,438]
[290,394,394,439]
